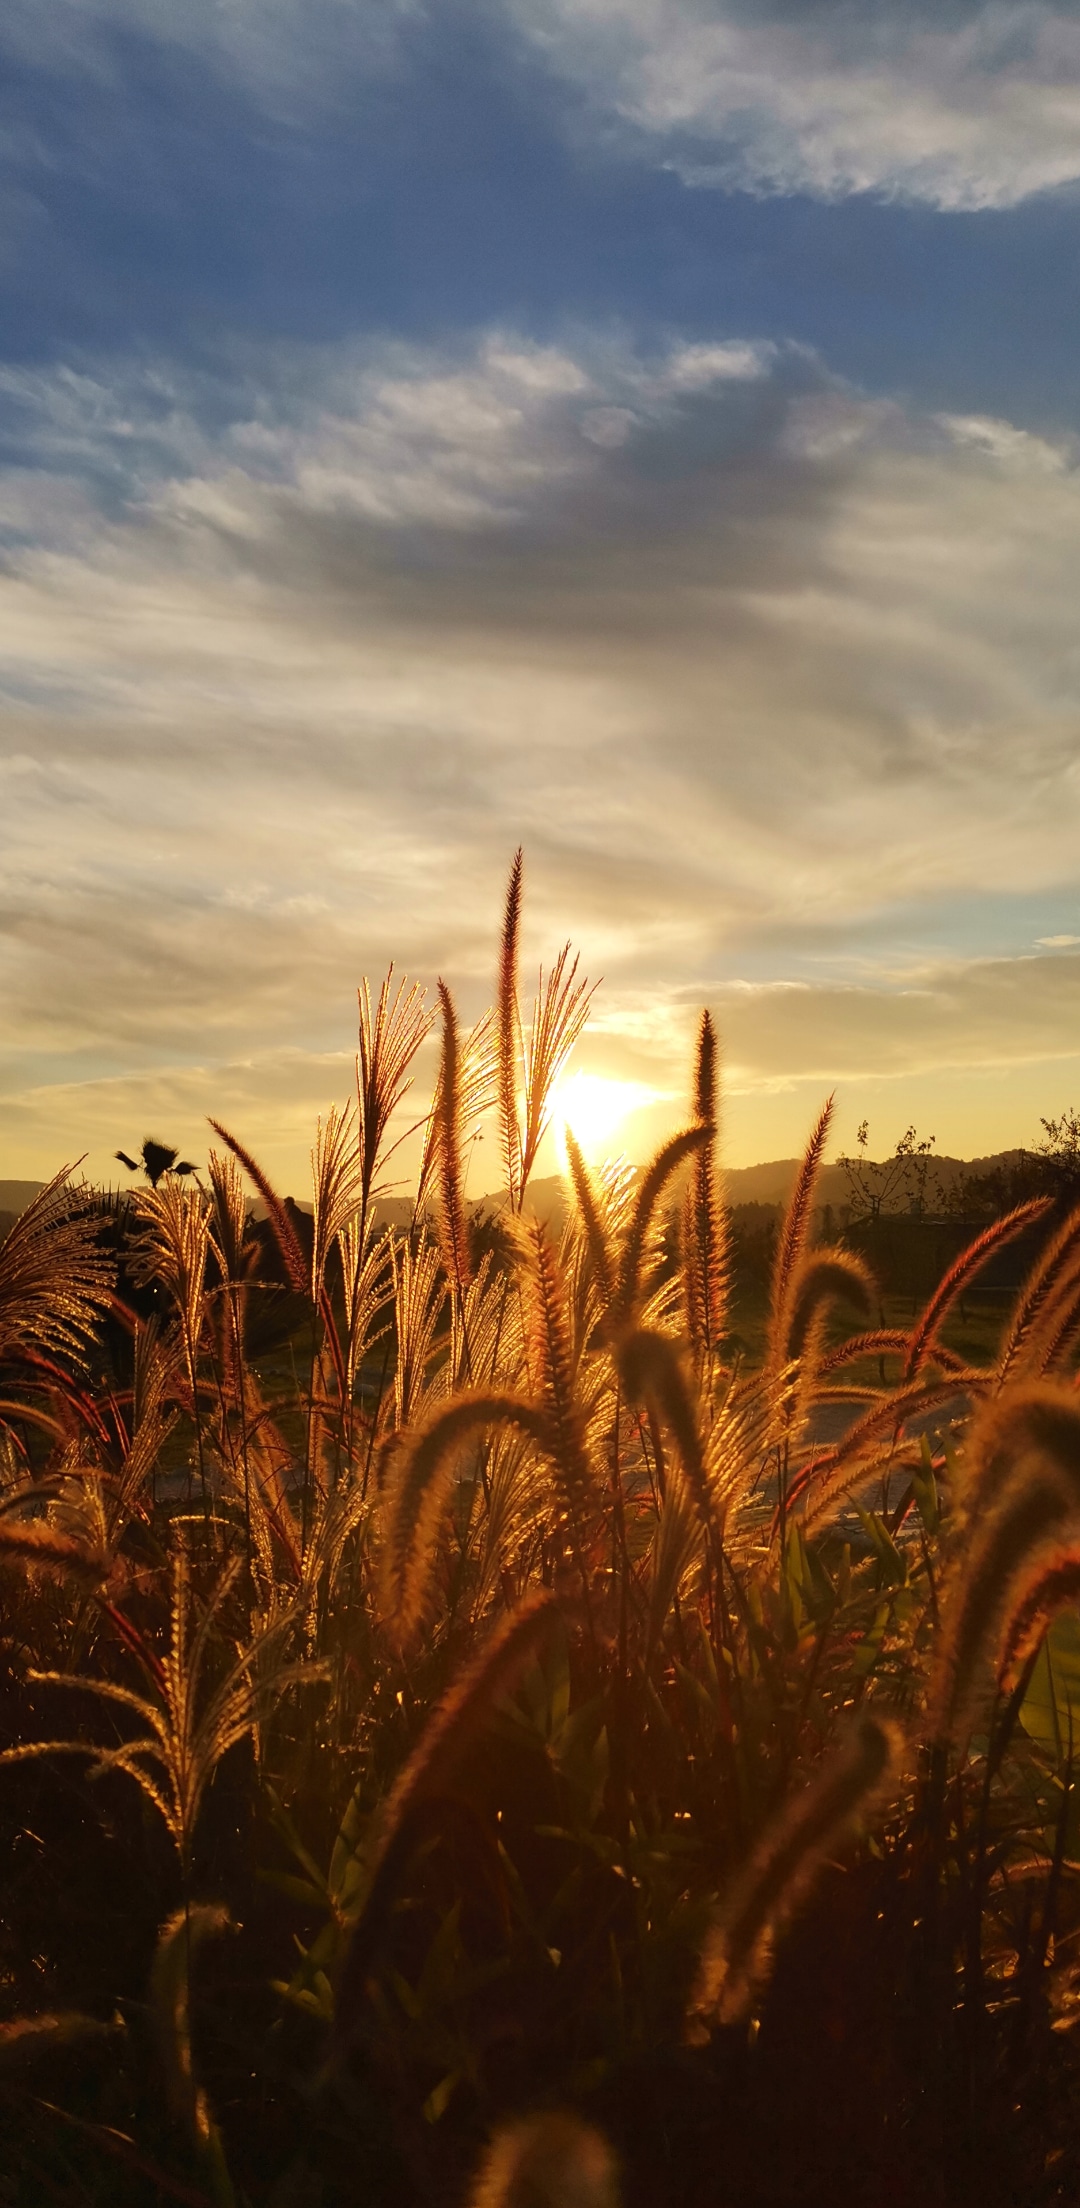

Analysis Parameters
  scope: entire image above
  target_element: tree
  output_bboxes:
[837,1122,938,1223]
[115,1138,197,1189]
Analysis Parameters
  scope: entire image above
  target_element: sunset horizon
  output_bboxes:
[4,7,1080,1191]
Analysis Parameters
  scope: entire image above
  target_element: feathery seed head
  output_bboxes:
[688,1714,902,2032]
[468,2113,620,2208]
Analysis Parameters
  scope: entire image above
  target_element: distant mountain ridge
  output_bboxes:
[0,1150,1035,1236]
[0,1181,50,1217]
[474,1151,1028,1222]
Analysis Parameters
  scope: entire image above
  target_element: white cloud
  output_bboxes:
[9,0,1079,211]
[3,324,1080,1179]
[514,0,1080,209]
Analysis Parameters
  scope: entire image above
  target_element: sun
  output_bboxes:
[552,1073,661,1168]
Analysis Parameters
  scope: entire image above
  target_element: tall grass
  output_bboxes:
[1,857,1080,2205]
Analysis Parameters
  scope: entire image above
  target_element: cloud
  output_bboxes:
[8,1,1080,210]
[3,324,1080,1179]
[513,0,1080,210]
[0,0,419,117]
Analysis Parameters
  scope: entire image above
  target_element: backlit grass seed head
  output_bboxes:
[564,1129,615,1315]
[432,980,473,1293]
[766,1095,834,1376]
[0,1168,114,1368]
[0,1517,107,1585]
[929,1386,1080,1745]
[781,1249,874,1369]
[380,1391,545,1645]
[902,1200,1048,1385]
[209,1119,309,1297]
[519,945,596,1205]
[468,2113,620,2208]
[958,1384,1080,1523]
[515,1215,598,1534]
[998,1199,1080,1385]
[498,847,525,1211]
[682,1010,730,1362]
[616,1122,712,1328]
[619,1324,714,1535]
[998,1545,1080,1686]
[334,1592,558,2047]
[688,1714,902,2033]
[356,967,433,1219]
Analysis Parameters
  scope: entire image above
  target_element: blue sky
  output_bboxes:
[4,0,1080,1185]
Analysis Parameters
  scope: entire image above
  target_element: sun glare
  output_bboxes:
[553,1072,662,1167]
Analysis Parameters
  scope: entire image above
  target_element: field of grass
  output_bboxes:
[3,860,1080,2208]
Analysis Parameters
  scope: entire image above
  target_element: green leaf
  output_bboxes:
[855,1506,908,1590]
[1020,1612,1080,1764]
[256,1869,326,1909]
[423,2070,461,2124]
[912,1436,940,1537]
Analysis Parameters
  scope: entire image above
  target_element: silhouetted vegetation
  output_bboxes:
[3,863,1080,2207]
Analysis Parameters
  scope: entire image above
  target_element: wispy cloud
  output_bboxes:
[516,0,1080,210]
[0,0,419,115]
[2,325,1080,1177]
[8,2,1080,210]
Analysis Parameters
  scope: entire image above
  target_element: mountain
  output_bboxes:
[0,1181,47,1214]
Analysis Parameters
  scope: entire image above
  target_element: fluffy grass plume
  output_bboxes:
[208,1118,309,1296]
[619,1325,714,1534]
[151,1904,236,2204]
[468,2113,620,2208]
[432,979,472,1293]
[563,1128,615,1312]
[998,1200,1080,1384]
[356,967,433,1224]
[380,1391,545,1643]
[902,1199,1048,1383]
[616,1122,712,1326]
[766,1095,834,1377]
[928,1384,1080,1744]
[998,1545,1080,1684]
[0,1165,114,1367]
[780,1247,874,1368]
[519,945,595,1202]
[688,1713,902,2033]
[498,847,524,1211]
[334,1592,558,2043]
[682,1010,730,1364]
[516,1216,597,1537]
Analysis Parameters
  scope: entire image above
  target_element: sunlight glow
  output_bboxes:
[553,1072,664,1168]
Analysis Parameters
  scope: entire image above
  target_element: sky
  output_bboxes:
[4,0,1080,1193]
